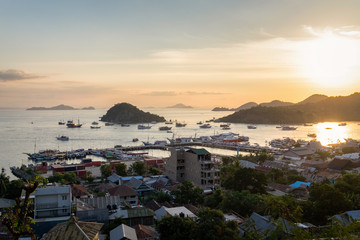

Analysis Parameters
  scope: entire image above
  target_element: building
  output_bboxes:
[34,185,71,221]
[155,206,197,221]
[165,147,220,189]
[110,224,138,240]
[283,147,315,160]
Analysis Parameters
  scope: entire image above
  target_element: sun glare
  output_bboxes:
[297,33,360,87]
[315,122,348,146]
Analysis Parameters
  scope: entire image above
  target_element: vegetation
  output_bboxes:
[171,181,204,205]
[100,164,112,179]
[129,161,146,176]
[114,163,127,176]
[48,172,79,184]
[218,92,360,124]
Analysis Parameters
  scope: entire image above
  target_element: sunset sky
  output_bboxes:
[1,0,360,109]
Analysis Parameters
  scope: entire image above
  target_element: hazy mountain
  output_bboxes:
[259,100,294,107]
[27,104,95,110]
[100,103,166,123]
[167,103,193,108]
[218,92,360,124]
[234,102,258,111]
[297,94,328,105]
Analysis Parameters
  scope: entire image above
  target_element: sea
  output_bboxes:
[1,107,360,178]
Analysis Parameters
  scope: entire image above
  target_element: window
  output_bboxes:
[62,195,67,200]
[62,209,67,213]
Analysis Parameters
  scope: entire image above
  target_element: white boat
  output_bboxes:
[138,124,152,129]
[56,136,69,141]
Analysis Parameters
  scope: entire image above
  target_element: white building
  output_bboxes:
[34,185,71,221]
[155,206,197,221]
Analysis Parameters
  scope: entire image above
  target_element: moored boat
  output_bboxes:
[105,122,114,126]
[307,133,317,138]
[58,120,65,125]
[66,120,82,128]
[138,124,152,129]
[92,121,99,125]
[90,126,101,129]
[247,125,257,129]
[175,122,187,127]
[199,123,211,128]
[56,136,69,141]
[159,126,172,131]
[281,126,297,131]
[338,122,347,126]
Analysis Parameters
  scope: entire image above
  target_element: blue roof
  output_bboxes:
[121,176,143,181]
[289,181,311,188]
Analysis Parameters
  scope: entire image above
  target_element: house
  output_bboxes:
[108,173,121,184]
[332,210,360,226]
[144,199,172,212]
[70,184,89,198]
[283,147,314,160]
[289,181,310,188]
[143,157,165,171]
[97,183,118,193]
[155,206,197,221]
[40,216,104,240]
[109,204,156,227]
[124,178,154,197]
[34,185,71,221]
[165,147,220,189]
[107,185,139,206]
[110,224,138,240]
[134,224,159,240]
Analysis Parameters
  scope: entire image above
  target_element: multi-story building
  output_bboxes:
[34,185,72,221]
[165,147,220,189]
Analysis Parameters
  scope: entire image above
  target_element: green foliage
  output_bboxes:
[0,173,10,197]
[129,161,146,176]
[171,181,204,205]
[219,190,261,217]
[114,163,127,176]
[261,195,303,222]
[5,179,25,199]
[195,208,240,240]
[315,150,331,160]
[83,171,94,183]
[342,146,359,154]
[48,172,78,184]
[100,164,112,179]
[221,162,267,194]
[148,166,162,176]
[204,189,223,209]
[157,215,196,240]
[155,191,172,203]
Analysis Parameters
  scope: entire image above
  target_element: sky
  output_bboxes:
[1,0,360,109]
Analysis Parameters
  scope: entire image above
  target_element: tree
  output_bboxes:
[157,215,196,240]
[5,179,25,199]
[129,161,146,176]
[2,178,39,239]
[0,173,10,197]
[100,164,112,179]
[148,166,161,176]
[195,208,240,240]
[114,163,127,176]
[261,195,303,222]
[204,189,223,209]
[83,171,94,183]
[221,164,267,194]
[171,181,204,205]
[342,146,358,154]
[316,150,331,160]
[219,190,261,217]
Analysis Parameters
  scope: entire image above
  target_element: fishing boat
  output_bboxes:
[138,124,152,129]
[66,120,82,128]
[281,126,297,131]
[58,120,65,125]
[165,121,173,125]
[121,124,130,127]
[159,126,172,131]
[132,138,139,142]
[197,121,203,125]
[199,123,211,128]
[90,126,101,129]
[56,135,69,141]
[175,122,187,127]
[247,125,257,129]
[220,123,230,128]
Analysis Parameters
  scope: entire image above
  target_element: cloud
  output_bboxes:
[0,69,44,81]
[142,91,177,96]
[184,91,226,95]
[303,25,360,38]
[142,91,226,96]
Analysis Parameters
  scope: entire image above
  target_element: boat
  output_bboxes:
[220,123,230,128]
[132,138,139,142]
[105,122,114,126]
[276,126,282,128]
[338,123,347,126]
[142,140,167,146]
[197,121,203,125]
[56,136,69,141]
[58,120,65,125]
[175,122,187,127]
[138,124,152,129]
[325,127,332,130]
[121,124,130,127]
[304,123,313,126]
[307,133,317,138]
[90,126,101,129]
[66,120,82,128]
[167,130,173,133]
[159,126,172,131]
[281,126,297,131]
[151,121,157,124]
[165,121,173,125]
[92,121,99,125]
[222,136,249,142]
[247,125,257,129]
[199,123,211,128]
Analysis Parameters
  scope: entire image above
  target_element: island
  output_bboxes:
[26,104,95,110]
[167,103,193,108]
[217,92,359,124]
[100,102,166,123]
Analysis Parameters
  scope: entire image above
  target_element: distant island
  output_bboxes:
[217,93,360,124]
[100,102,166,123]
[167,103,193,108]
[26,104,95,110]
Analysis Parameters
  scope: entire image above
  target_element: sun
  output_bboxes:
[297,33,360,87]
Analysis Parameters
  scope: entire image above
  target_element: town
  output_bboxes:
[1,135,360,239]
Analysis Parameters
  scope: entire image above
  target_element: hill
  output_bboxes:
[212,102,258,111]
[297,94,328,105]
[100,103,166,123]
[218,92,360,124]
[167,103,193,108]
[259,100,294,107]
[26,104,95,110]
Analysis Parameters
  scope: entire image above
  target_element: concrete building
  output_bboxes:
[34,185,71,221]
[165,147,220,189]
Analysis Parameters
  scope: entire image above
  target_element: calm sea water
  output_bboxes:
[1,108,360,176]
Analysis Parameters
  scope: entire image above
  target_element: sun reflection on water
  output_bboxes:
[315,122,348,146]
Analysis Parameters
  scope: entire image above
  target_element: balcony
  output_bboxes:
[36,203,59,210]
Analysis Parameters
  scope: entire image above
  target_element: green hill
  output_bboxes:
[218,92,360,124]
[100,103,166,123]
